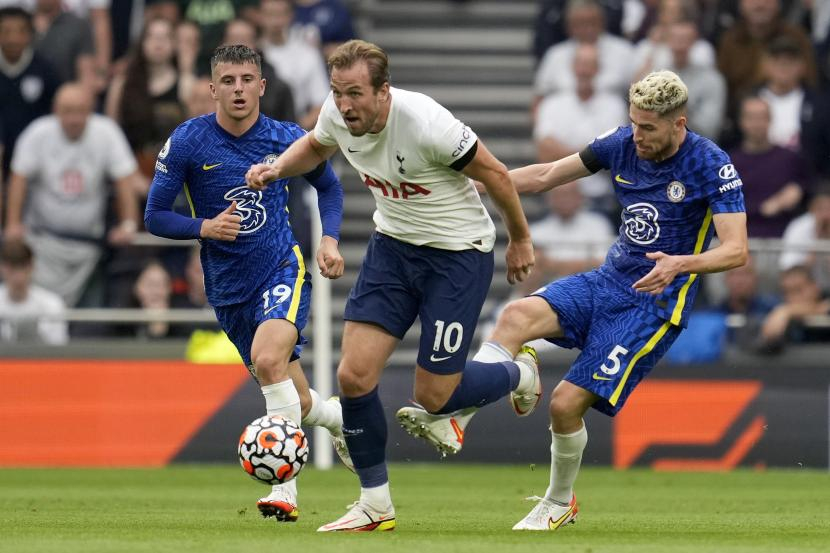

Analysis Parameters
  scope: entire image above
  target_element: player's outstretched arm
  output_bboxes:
[246,133,338,190]
[508,152,592,194]
[632,212,748,295]
[462,141,534,284]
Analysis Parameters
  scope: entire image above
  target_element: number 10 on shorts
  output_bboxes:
[433,320,464,353]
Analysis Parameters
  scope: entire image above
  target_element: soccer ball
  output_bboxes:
[238,415,309,485]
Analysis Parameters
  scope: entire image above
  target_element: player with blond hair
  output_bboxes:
[400,70,748,530]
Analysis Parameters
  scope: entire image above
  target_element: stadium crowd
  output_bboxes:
[0,0,828,353]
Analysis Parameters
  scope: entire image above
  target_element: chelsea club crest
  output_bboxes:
[262,153,279,165]
[667,181,685,203]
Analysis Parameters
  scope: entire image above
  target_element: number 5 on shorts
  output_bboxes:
[600,345,629,376]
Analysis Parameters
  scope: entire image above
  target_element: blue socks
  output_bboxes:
[341,387,388,488]
[435,360,520,414]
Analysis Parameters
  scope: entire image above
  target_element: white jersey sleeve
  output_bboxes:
[421,102,478,168]
[10,116,48,178]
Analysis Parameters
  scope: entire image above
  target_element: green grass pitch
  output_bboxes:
[1,464,828,553]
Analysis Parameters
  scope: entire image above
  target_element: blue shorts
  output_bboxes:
[214,246,311,370]
[345,232,494,375]
[533,270,682,416]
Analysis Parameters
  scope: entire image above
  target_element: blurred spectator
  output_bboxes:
[529,182,615,281]
[0,6,59,180]
[717,0,816,120]
[182,0,259,75]
[185,76,215,117]
[106,18,193,179]
[534,42,627,215]
[715,255,778,348]
[661,19,727,138]
[259,0,329,129]
[534,0,635,105]
[132,259,189,339]
[533,0,624,63]
[173,245,208,309]
[0,238,67,344]
[779,185,830,291]
[697,0,740,45]
[63,0,112,92]
[4,82,140,307]
[756,35,810,150]
[760,264,830,350]
[633,0,716,74]
[729,95,807,238]
[222,17,295,122]
[32,0,95,88]
[291,0,357,60]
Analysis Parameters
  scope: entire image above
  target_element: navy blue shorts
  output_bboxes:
[214,245,311,370]
[345,232,494,375]
[533,270,682,416]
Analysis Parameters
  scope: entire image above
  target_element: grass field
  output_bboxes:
[1,464,828,553]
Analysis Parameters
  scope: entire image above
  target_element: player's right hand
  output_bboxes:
[246,163,280,190]
[505,238,535,285]
[200,201,241,241]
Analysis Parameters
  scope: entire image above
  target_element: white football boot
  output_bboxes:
[325,396,355,472]
[512,494,578,531]
[509,345,542,417]
[257,481,299,522]
[395,405,475,457]
[317,501,396,532]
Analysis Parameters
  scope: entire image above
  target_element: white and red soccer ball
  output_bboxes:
[238,415,308,485]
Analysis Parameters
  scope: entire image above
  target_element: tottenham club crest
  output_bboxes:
[224,186,267,234]
[667,181,685,202]
[262,153,279,165]
[623,202,660,245]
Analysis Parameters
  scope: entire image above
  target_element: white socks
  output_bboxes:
[301,389,343,436]
[474,341,513,363]
[360,482,393,512]
[261,379,301,425]
[545,422,588,505]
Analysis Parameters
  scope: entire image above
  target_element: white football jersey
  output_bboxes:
[314,87,495,252]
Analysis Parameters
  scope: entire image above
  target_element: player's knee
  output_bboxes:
[337,364,370,397]
[498,301,535,337]
[252,351,288,382]
[549,388,581,428]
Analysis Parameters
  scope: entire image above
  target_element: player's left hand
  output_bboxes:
[632,251,683,295]
[505,238,535,285]
[316,235,344,279]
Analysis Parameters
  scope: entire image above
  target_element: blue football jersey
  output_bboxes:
[587,126,745,326]
[152,114,305,306]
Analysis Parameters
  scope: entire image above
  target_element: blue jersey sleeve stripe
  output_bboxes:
[609,320,673,406]
[287,245,307,323]
[669,208,713,325]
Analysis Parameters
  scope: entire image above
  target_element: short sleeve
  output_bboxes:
[102,118,138,179]
[151,124,192,194]
[702,152,746,215]
[424,103,478,168]
[9,119,44,178]
[313,93,340,147]
[586,126,626,171]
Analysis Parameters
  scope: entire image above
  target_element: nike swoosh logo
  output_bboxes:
[347,147,360,153]
[615,174,634,185]
[592,373,613,381]
[429,354,452,362]
[203,163,222,170]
